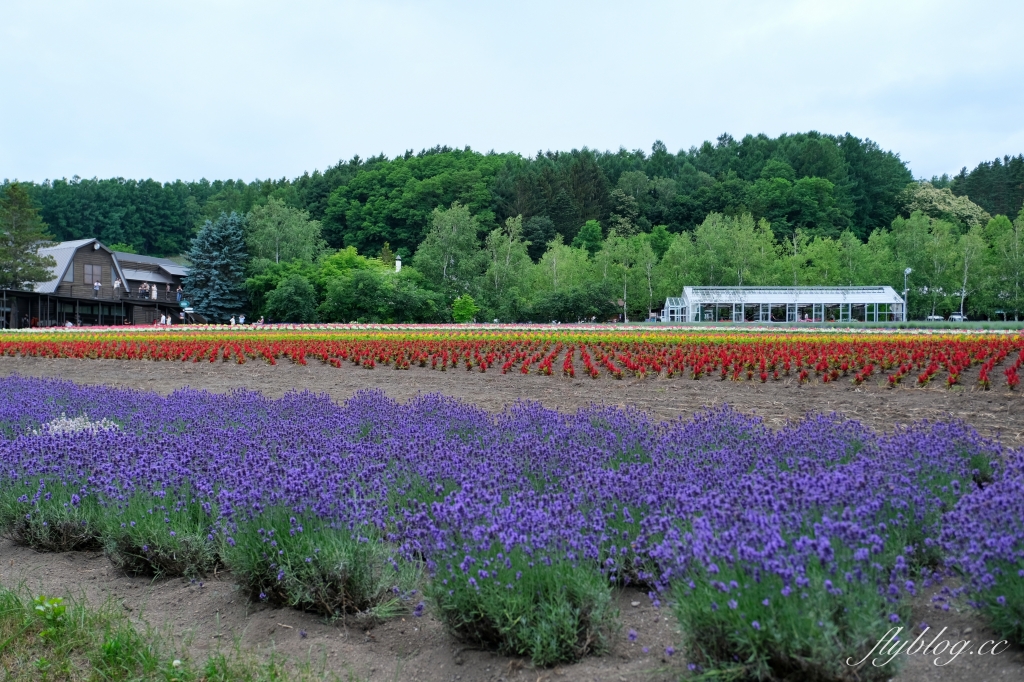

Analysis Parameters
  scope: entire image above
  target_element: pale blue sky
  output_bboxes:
[2,0,1022,183]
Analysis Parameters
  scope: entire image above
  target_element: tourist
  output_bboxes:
[139,283,149,299]
[239,314,245,325]
[176,285,183,303]
[150,283,158,301]
[113,278,121,298]
[230,315,236,326]
[165,283,171,300]
[160,314,167,325]
[257,316,264,325]
[93,280,101,298]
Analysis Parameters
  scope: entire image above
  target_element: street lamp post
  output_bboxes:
[903,268,912,322]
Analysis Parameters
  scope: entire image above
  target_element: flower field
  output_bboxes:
[3,328,1024,390]
[0,376,1021,679]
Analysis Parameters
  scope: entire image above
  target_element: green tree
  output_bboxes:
[318,268,441,323]
[953,223,989,317]
[452,294,480,322]
[648,224,672,259]
[654,232,697,299]
[986,211,1024,319]
[900,182,991,228]
[532,237,594,295]
[778,230,810,286]
[601,233,640,321]
[244,259,319,318]
[482,215,531,319]
[184,212,248,321]
[571,219,603,256]
[523,215,555,261]
[529,281,618,322]
[314,246,382,288]
[691,213,735,286]
[264,274,318,322]
[635,237,659,317]
[890,212,958,317]
[413,202,485,298]
[322,148,506,254]
[0,183,56,290]
[106,242,137,254]
[379,241,396,268]
[801,237,843,285]
[246,197,324,271]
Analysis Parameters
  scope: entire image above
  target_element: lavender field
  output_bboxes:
[0,376,1021,680]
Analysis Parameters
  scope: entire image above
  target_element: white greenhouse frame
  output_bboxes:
[660,286,906,323]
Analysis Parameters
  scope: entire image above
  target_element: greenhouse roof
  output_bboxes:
[682,286,904,305]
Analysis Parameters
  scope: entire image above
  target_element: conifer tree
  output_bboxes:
[0,183,56,290]
[184,212,247,321]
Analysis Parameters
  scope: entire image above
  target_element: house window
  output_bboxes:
[84,264,102,284]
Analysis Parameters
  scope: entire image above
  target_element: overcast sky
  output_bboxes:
[2,1,1022,183]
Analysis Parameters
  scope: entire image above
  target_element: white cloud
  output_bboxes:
[1,0,1020,181]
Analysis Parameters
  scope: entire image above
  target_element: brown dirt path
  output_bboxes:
[1,355,1022,445]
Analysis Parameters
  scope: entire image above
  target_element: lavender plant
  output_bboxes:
[0,376,1018,673]
[428,548,617,666]
[223,508,419,622]
[101,488,221,577]
[941,448,1024,645]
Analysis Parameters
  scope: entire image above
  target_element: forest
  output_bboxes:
[3,131,1024,322]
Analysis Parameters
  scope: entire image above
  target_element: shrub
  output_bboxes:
[673,563,908,681]
[451,295,479,323]
[428,548,617,666]
[224,508,418,622]
[0,480,103,551]
[101,489,220,578]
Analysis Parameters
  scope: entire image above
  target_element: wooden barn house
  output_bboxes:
[0,238,191,328]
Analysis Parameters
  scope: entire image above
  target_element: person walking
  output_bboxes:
[230,315,236,326]
[239,314,245,325]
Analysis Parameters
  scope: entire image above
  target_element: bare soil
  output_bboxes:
[1,355,1023,445]
[1,355,1023,681]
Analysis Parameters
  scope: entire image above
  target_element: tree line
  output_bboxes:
[178,187,1024,324]
[2,131,1024,321]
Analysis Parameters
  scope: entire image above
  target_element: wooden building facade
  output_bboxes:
[0,239,190,328]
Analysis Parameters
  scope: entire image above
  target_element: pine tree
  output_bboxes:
[184,212,247,321]
[0,183,56,290]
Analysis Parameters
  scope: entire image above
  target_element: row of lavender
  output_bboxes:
[0,376,1020,678]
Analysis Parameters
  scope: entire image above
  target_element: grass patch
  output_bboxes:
[224,508,419,622]
[0,584,346,681]
[428,548,618,667]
